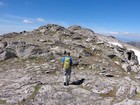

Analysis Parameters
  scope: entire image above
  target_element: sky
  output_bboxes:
[0,0,140,42]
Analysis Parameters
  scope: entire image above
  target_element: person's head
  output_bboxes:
[67,52,70,56]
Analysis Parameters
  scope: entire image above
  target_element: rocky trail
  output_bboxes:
[0,57,140,105]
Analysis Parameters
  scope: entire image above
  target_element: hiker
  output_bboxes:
[61,52,73,86]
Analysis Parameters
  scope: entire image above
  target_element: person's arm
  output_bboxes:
[70,57,73,66]
[61,57,64,69]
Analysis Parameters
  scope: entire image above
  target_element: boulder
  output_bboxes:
[16,44,42,59]
[38,24,65,32]
[122,64,131,72]
[68,25,82,30]
[8,41,26,50]
[125,50,139,65]
[47,24,65,31]
[116,86,130,101]
[68,25,95,37]
[85,37,93,42]
[0,48,16,60]
[0,42,7,49]
[128,85,137,99]
[82,48,93,57]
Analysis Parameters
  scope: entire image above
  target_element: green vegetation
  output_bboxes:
[136,92,140,98]
[28,84,41,100]
[83,48,92,52]
[99,89,116,98]
[0,99,6,104]
[111,56,121,62]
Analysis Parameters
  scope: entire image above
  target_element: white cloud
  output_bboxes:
[109,31,119,35]
[37,18,45,22]
[23,19,33,24]
[123,32,129,34]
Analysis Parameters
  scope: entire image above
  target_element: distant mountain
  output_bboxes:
[127,41,140,49]
[116,37,133,42]
[108,34,140,43]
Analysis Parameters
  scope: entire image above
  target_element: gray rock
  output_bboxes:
[7,41,26,50]
[71,88,92,97]
[52,91,74,100]
[122,64,131,72]
[0,42,7,49]
[126,50,139,65]
[90,79,113,95]
[85,37,93,42]
[128,85,137,99]
[68,25,95,37]
[38,24,65,32]
[93,98,113,105]
[0,48,16,60]
[114,99,140,105]
[116,86,130,101]
[16,44,42,59]
[68,25,82,31]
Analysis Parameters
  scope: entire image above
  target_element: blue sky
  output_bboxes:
[0,0,140,41]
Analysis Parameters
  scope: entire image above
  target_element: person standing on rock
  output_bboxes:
[61,52,73,86]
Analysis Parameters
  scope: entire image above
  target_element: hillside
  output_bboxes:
[0,24,140,105]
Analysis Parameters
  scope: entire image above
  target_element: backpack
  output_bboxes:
[64,57,71,69]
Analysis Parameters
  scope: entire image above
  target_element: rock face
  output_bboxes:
[0,24,140,105]
[68,25,95,37]
[0,42,7,49]
[0,48,16,60]
[16,44,42,59]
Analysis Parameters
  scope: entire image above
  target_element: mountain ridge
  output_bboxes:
[0,24,140,105]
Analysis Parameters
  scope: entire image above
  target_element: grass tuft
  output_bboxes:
[0,99,6,104]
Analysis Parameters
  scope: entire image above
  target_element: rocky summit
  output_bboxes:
[0,24,140,105]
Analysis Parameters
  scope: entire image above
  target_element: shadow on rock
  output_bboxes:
[71,78,85,85]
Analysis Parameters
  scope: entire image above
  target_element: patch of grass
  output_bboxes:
[0,99,6,104]
[28,84,41,100]
[18,84,41,105]
[92,50,102,56]
[99,89,116,98]
[36,31,43,35]
[18,100,24,105]
[136,92,140,98]
[111,56,121,62]
[83,48,94,56]
[129,71,138,80]
[83,48,92,52]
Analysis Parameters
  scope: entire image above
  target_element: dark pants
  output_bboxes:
[63,68,71,84]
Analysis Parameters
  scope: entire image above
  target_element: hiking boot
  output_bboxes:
[64,82,67,86]
[64,82,69,86]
